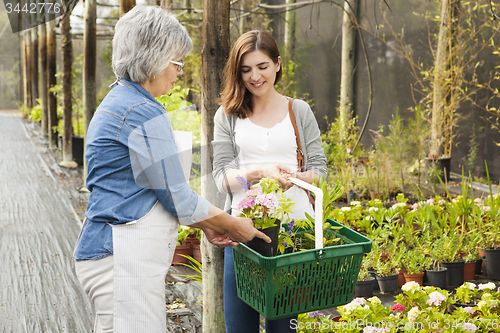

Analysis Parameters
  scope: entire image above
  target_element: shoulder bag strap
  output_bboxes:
[288,98,316,208]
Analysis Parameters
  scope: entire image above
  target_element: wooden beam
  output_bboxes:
[47,19,58,149]
[201,0,230,332]
[39,23,48,136]
[83,0,97,182]
[61,3,75,165]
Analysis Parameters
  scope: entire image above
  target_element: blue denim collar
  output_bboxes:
[111,77,160,105]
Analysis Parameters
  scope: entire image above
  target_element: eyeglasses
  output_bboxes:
[170,60,185,73]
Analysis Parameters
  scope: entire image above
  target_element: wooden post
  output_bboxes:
[282,0,295,95]
[201,0,230,332]
[47,19,58,149]
[120,0,136,17]
[31,26,39,107]
[61,4,77,168]
[21,31,29,109]
[83,0,97,183]
[339,0,358,142]
[39,23,48,136]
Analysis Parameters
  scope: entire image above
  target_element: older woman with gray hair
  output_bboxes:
[73,6,270,333]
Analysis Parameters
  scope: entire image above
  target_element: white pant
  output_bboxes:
[75,201,179,333]
[76,256,114,333]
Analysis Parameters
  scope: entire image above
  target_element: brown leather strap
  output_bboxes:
[288,98,315,208]
[288,98,304,172]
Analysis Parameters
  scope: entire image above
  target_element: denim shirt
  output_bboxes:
[74,78,211,261]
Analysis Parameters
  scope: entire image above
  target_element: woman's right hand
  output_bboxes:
[259,164,293,188]
[226,217,271,244]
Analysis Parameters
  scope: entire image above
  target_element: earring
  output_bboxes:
[153,75,156,80]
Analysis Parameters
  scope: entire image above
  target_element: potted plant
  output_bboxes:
[438,232,465,288]
[401,246,432,286]
[355,260,375,298]
[373,244,402,293]
[173,225,192,265]
[426,239,448,289]
[236,177,294,257]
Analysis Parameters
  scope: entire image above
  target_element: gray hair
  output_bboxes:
[112,6,193,83]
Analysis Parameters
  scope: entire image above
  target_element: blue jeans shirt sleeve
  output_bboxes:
[126,108,210,224]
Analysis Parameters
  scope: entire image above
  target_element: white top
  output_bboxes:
[231,114,314,221]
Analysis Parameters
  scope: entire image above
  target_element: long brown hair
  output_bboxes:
[219,30,282,118]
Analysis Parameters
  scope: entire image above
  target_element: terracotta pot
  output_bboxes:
[478,247,486,258]
[403,272,424,286]
[398,269,406,288]
[172,244,192,265]
[185,237,200,247]
[192,244,202,263]
[463,262,476,281]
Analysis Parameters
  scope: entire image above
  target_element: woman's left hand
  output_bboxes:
[202,228,238,247]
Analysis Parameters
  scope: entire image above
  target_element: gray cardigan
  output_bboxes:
[212,98,327,212]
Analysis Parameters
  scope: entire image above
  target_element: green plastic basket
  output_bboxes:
[232,218,372,319]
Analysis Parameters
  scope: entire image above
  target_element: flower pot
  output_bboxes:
[355,277,375,298]
[485,248,500,280]
[185,237,200,247]
[475,259,483,276]
[463,262,476,281]
[376,273,399,293]
[172,244,192,265]
[192,244,202,263]
[425,157,451,183]
[369,271,379,291]
[441,260,464,288]
[245,222,280,257]
[72,136,84,166]
[403,272,424,286]
[425,267,447,289]
[398,269,406,288]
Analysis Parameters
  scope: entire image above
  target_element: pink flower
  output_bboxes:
[391,303,406,313]
[238,197,255,210]
[246,188,263,197]
[463,323,477,333]
[426,291,446,306]
[256,194,278,209]
[463,307,475,315]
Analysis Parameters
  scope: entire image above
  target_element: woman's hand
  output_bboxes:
[202,228,238,247]
[226,217,271,244]
[260,164,293,188]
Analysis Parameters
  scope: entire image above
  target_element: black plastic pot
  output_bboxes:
[72,136,84,166]
[425,157,451,183]
[425,267,447,289]
[355,277,375,297]
[475,259,483,276]
[376,274,399,293]
[441,260,464,288]
[369,271,379,291]
[485,248,500,280]
[245,221,280,257]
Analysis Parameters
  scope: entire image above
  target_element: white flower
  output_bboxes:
[402,281,420,292]
[491,300,499,308]
[407,307,420,322]
[367,296,382,305]
[341,206,352,212]
[350,200,361,206]
[464,282,476,290]
[427,291,446,306]
[392,202,406,209]
[438,199,446,205]
[426,198,436,205]
[368,207,379,212]
[478,301,487,309]
[463,322,477,333]
[478,282,496,290]
[351,297,367,306]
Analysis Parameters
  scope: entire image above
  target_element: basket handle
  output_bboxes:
[287,177,324,249]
